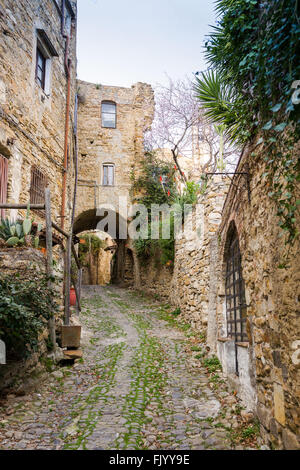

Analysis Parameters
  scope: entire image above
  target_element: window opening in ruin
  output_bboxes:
[225,227,247,375]
[101,101,116,128]
[103,164,114,186]
[30,166,48,207]
[0,154,8,219]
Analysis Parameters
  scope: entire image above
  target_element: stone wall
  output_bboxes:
[137,176,230,310]
[173,176,230,330]
[0,0,77,230]
[214,147,300,449]
[0,247,51,391]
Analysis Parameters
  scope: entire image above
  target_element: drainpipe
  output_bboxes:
[61,0,72,230]
[61,0,73,325]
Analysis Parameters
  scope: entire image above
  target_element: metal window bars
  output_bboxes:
[225,232,248,374]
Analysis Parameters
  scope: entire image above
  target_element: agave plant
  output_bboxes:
[0,205,42,248]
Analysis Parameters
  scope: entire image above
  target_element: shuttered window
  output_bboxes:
[0,155,8,219]
[103,164,114,186]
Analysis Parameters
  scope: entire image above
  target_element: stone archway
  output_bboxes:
[73,209,134,286]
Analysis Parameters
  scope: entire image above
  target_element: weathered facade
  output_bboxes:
[74,80,154,283]
[213,147,300,450]
[75,80,154,232]
[0,0,77,229]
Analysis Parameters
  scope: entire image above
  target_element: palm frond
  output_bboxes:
[193,69,244,144]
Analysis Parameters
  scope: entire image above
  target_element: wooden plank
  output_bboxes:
[44,188,56,350]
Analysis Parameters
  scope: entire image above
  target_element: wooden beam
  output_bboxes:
[51,221,70,239]
[0,203,45,210]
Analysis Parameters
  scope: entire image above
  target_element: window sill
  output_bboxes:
[36,82,50,100]
[217,338,249,348]
[218,337,232,343]
[236,342,249,348]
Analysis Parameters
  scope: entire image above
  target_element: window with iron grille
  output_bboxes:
[0,155,8,219]
[225,229,247,344]
[102,164,114,186]
[30,166,47,205]
[101,101,116,128]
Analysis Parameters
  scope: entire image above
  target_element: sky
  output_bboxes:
[77,0,217,88]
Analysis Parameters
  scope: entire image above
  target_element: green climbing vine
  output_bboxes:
[131,152,203,266]
[197,0,300,250]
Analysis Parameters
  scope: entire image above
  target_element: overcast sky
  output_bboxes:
[77,0,216,88]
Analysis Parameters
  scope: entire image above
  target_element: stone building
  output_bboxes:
[74,80,154,282]
[212,145,300,450]
[0,0,77,230]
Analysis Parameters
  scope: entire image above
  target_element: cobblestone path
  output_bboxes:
[0,286,257,450]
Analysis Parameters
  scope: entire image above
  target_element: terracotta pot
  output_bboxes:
[70,287,76,306]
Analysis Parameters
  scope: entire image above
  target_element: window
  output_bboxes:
[101,101,116,128]
[102,164,114,186]
[0,155,8,219]
[30,166,48,205]
[35,30,58,94]
[36,47,46,90]
[225,225,247,374]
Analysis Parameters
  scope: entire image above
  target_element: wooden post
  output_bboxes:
[44,188,56,350]
[77,267,82,313]
[64,235,71,326]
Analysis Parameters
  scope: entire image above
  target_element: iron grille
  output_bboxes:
[30,166,47,206]
[225,233,248,344]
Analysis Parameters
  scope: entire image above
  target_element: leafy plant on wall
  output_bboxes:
[132,152,203,266]
[194,0,300,255]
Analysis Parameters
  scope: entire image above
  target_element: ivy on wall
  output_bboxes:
[197,0,300,251]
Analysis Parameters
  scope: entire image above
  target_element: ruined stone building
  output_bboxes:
[74,80,154,282]
[0,0,77,231]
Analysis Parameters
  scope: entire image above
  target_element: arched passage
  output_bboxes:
[73,209,134,286]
